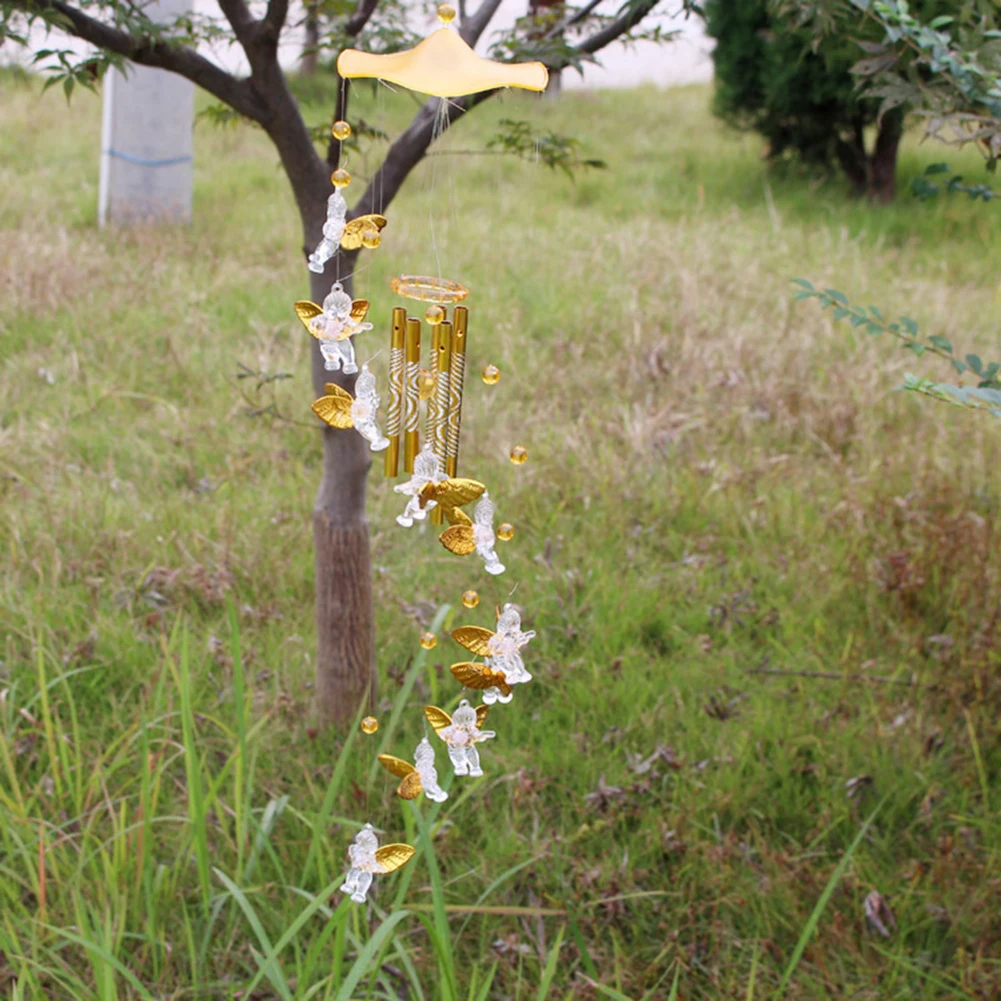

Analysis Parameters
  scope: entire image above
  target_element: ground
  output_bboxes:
[1,70,1001,1000]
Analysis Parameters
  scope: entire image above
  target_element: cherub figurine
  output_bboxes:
[439,492,505,575]
[394,447,445,527]
[378,737,449,802]
[311,364,389,452]
[450,602,535,702]
[294,281,374,375]
[308,192,348,274]
[425,700,495,777]
[340,823,415,904]
[395,446,486,528]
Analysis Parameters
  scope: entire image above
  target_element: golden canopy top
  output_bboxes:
[337,27,549,99]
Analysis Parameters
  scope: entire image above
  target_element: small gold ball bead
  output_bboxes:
[420,631,438,650]
[417,368,437,400]
[497,522,514,541]
[331,168,351,189]
[461,589,479,609]
[509,445,528,465]
[481,364,501,385]
[437,2,457,23]
[360,716,379,734]
[331,120,352,141]
[425,304,446,325]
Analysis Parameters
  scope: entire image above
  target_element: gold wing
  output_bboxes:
[350,299,370,321]
[445,506,472,527]
[451,626,495,658]
[377,754,415,780]
[450,662,511,697]
[439,525,476,556]
[340,214,388,251]
[476,705,490,729]
[294,300,323,335]
[424,705,452,734]
[397,771,424,800]
[375,843,415,873]
[429,478,486,510]
[312,393,354,429]
[322,382,353,400]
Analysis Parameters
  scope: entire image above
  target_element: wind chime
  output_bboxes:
[295,3,547,899]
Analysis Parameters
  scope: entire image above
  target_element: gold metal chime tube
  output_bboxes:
[445,306,468,478]
[384,307,407,477]
[429,319,453,524]
[403,316,422,472]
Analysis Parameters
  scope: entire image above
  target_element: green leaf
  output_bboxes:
[824,288,848,305]
[928,335,953,353]
[966,354,984,375]
[832,307,851,321]
[866,322,882,336]
[791,278,815,290]
[900,316,919,335]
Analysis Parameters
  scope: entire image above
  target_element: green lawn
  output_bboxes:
[2,68,1001,999]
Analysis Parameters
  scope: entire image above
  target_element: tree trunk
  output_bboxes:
[308,259,377,728]
[867,108,903,204]
[834,115,867,198]
[301,3,320,76]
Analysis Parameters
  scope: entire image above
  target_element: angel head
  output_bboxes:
[353,822,379,855]
[322,282,353,317]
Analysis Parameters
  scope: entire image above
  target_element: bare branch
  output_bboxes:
[216,0,256,45]
[545,0,604,40]
[460,0,503,45]
[262,0,290,37]
[17,0,266,121]
[572,0,660,58]
[343,0,379,38]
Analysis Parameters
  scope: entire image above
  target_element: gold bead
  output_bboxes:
[509,445,528,465]
[360,716,379,734]
[425,304,446,325]
[331,120,352,141]
[461,589,479,609]
[331,168,351,189]
[437,2,456,23]
[417,368,437,400]
[481,364,501,385]
[361,229,381,249]
[497,522,514,541]
[420,631,437,650]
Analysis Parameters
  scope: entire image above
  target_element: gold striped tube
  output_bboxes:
[403,316,422,473]
[429,319,453,525]
[384,307,406,477]
[445,306,468,478]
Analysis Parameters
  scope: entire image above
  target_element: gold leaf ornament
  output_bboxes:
[439,524,476,556]
[450,661,512,698]
[340,214,388,251]
[312,383,354,429]
[375,843,416,872]
[451,625,494,658]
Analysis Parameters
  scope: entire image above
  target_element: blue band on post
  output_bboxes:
[103,148,193,168]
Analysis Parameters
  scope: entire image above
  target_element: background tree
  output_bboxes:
[1,0,678,728]
[703,0,950,201]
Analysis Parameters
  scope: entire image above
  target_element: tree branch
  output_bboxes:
[20,0,266,121]
[570,0,660,58]
[216,0,256,46]
[262,0,290,38]
[343,0,379,38]
[460,0,504,45]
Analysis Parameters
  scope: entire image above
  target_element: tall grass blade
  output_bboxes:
[776,799,885,995]
[536,925,565,1000]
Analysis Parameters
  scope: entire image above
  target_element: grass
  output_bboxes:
[2,64,1001,998]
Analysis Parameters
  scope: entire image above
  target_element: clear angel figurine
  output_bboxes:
[394,447,445,527]
[340,823,415,903]
[294,281,374,375]
[308,191,347,274]
[378,737,449,802]
[425,700,495,777]
[311,364,389,452]
[450,602,535,703]
[438,492,506,575]
[350,365,390,451]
